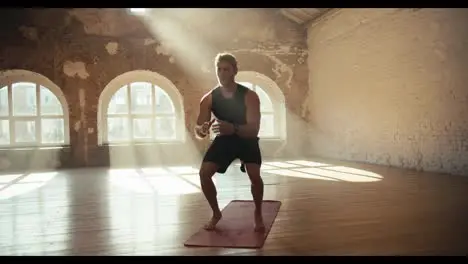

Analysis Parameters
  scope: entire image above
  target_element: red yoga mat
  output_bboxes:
[184,200,281,249]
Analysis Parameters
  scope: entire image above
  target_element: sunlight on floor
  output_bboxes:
[0,159,384,200]
[140,167,169,175]
[285,160,331,167]
[262,160,383,182]
[108,166,216,195]
[107,159,383,195]
[145,176,200,195]
[263,161,300,168]
[265,169,339,181]
[0,172,58,200]
[0,174,24,184]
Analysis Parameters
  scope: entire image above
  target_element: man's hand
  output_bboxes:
[212,120,235,136]
[196,119,215,137]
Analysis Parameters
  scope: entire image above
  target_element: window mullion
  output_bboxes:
[36,84,41,145]
[8,84,13,145]
[127,84,133,141]
[152,85,156,141]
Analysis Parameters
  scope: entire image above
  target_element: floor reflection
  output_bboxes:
[0,159,387,255]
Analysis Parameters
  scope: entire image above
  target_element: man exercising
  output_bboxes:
[194,52,265,232]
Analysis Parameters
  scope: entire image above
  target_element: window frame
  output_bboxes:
[97,70,185,145]
[0,70,70,149]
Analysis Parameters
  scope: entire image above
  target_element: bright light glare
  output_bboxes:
[167,166,198,174]
[0,172,58,200]
[108,168,216,195]
[293,167,382,182]
[107,160,383,196]
[130,8,146,14]
[140,167,170,176]
[110,173,153,193]
[0,174,23,184]
[264,169,339,181]
[262,160,383,182]
[286,160,331,167]
[263,161,299,168]
[146,176,199,195]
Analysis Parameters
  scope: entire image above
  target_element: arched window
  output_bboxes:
[236,71,286,140]
[98,70,185,144]
[0,70,69,147]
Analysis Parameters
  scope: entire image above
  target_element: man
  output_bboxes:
[194,52,265,232]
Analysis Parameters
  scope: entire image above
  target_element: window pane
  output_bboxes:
[0,86,8,116]
[255,86,273,112]
[107,117,129,142]
[0,120,9,144]
[41,118,65,144]
[108,86,128,114]
[40,86,63,115]
[259,113,275,138]
[12,82,37,116]
[15,120,36,143]
[155,86,174,114]
[130,82,152,114]
[133,118,152,139]
[239,82,253,90]
[155,116,176,140]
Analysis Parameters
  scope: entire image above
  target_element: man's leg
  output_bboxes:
[200,137,235,230]
[240,139,264,232]
[244,163,265,232]
[199,161,222,230]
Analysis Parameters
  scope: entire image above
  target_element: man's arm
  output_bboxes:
[194,92,213,139]
[236,90,261,138]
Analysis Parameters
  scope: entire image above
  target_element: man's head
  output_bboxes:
[215,52,238,87]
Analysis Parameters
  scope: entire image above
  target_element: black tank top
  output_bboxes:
[211,83,248,125]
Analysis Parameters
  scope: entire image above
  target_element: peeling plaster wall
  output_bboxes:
[0,8,309,171]
[306,8,468,176]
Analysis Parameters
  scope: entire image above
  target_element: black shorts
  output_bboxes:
[202,135,262,174]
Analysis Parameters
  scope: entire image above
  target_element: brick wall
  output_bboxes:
[0,8,310,171]
[305,8,468,176]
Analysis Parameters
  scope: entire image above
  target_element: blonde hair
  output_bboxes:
[215,52,238,71]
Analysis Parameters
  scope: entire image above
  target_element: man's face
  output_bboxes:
[216,60,236,86]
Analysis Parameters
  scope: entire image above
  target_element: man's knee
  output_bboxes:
[244,163,263,185]
[199,162,219,182]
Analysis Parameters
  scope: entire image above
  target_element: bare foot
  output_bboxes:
[254,211,265,232]
[203,212,222,231]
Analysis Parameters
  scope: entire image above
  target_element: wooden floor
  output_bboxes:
[0,157,467,256]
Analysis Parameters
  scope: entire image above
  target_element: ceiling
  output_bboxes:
[279,8,331,25]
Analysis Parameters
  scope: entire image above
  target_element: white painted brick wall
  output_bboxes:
[305,8,468,176]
